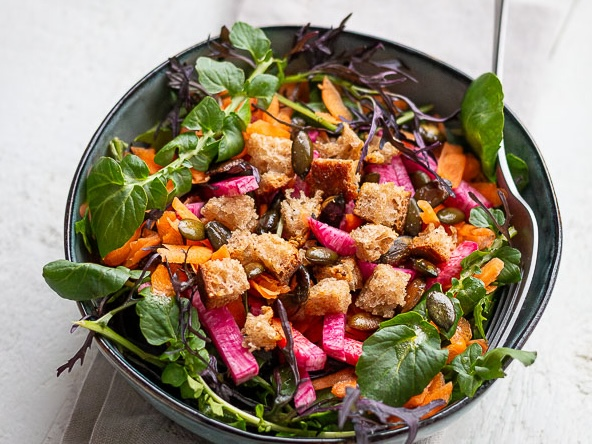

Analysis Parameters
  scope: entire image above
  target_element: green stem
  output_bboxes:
[396,104,435,125]
[75,319,164,368]
[275,94,338,132]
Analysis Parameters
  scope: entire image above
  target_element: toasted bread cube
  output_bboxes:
[200,258,250,309]
[242,306,281,352]
[314,123,364,160]
[350,224,398,262]
[353,182,411,232]
[313,257,363,291]
[226,229,258,266]
[306,158,360,201]
[246,133,294,193]
[364,137,399,164]
[409,224,456,263]
[201,194,259,232]
[355,264,410,318]
[305,278,352,316]
[280,189,324,247]
[254,233,301,284]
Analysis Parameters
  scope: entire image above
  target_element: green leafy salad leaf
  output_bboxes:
[357,312,448,406]
[460,72,504,182]
[42,260,141,301]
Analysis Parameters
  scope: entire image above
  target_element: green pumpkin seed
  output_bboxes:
[404,198,422,236]
[205,221,232,251]
[401,277,426,312]
[412,258,439,278]
[291,130,313,179]
[426,291,455,330]
[305,246,339,265]
[178,218,206,241]
[437,207,466,225]
[379,236,412,265]
[244,262,265,279]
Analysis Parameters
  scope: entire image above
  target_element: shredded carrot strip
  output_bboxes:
[417,200,440,226]
[157,244,213,265]
[437,142,466,188]
[171,196,199,221]
[319,76,353,121]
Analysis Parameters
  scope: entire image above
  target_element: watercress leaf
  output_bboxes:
[167,166,193,198]
[154,132,199,166]
[136,293,179,346]
[235,97,252,125]
[245,74,279,109]
[182,96,225,132]
[218,113,245,162]
[189,138,219,171]
[74,208,93,253]
[493,246,522,284]
[144,175,169,210]
[473,294,493,338]
[120,154,149,181]
[357,322,448,406]
[195,57,245,95]
[506,152,529,191]
[134,125,173,151]
[447,344,536,398]
[162,362,187,387]
[468,206,505,230]
[42,260,134,301]
[229,22,272,63]
[460,72,504,182]
[108,137,127,161]
[379,310,425,329]
[86,156,147,257]
[180,374,205,399]
[453,276,487,315]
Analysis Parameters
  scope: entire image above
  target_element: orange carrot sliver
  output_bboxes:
[471,182,503,207]
[417,200,440,226]
[156,211,184,245]
[130,146,161,175]
[124,228,161,268]
[331,379,358,398]
[171,196,199,221]
[157,244,212,265]
[151,264,175,297]
[462,153,482,181]
[245,119,291,139]
[319,76,352,121]
[437,143,466,188]
[474,257,505,287]
[311,367,357,391]
[210,244,231,260]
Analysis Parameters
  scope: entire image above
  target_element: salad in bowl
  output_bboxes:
[43,18,539,444]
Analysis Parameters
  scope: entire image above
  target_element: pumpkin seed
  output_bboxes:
[204,221,232,250]
[437,207,465,225]
[178,218,206,241]
[291,130,314,179]
[305,246,339,265]
[379,236,412,265]
[412,258,439,278]
[426,291,455,331]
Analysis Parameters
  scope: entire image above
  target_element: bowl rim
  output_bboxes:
[63,24,563,442]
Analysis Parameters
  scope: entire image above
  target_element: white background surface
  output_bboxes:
[0,0,589,442]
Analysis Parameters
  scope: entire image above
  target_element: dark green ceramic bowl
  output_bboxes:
[65,26,562,443]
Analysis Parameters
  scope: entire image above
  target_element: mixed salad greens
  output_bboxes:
[43,18,536,444]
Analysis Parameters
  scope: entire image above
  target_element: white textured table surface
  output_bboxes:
[0,0,588,442]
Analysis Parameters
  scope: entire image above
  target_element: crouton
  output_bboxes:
[409,224,456,263]
[350,224,398,262]
[364,137,399,164]
[353,182,411,232]
[226,229,258,266]
[305,278,352,316]
[314,123,364,160]
[246,133,294,193]
[280,189,324,247]
[355,264,410,318]
[200,258,250,309]
[313,257,363,291]
[306,158,359,201]
[201,194,258,232]
[242,305,281,352]
[253,233,301,284]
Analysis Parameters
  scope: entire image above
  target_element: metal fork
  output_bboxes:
[486,0,539,348]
